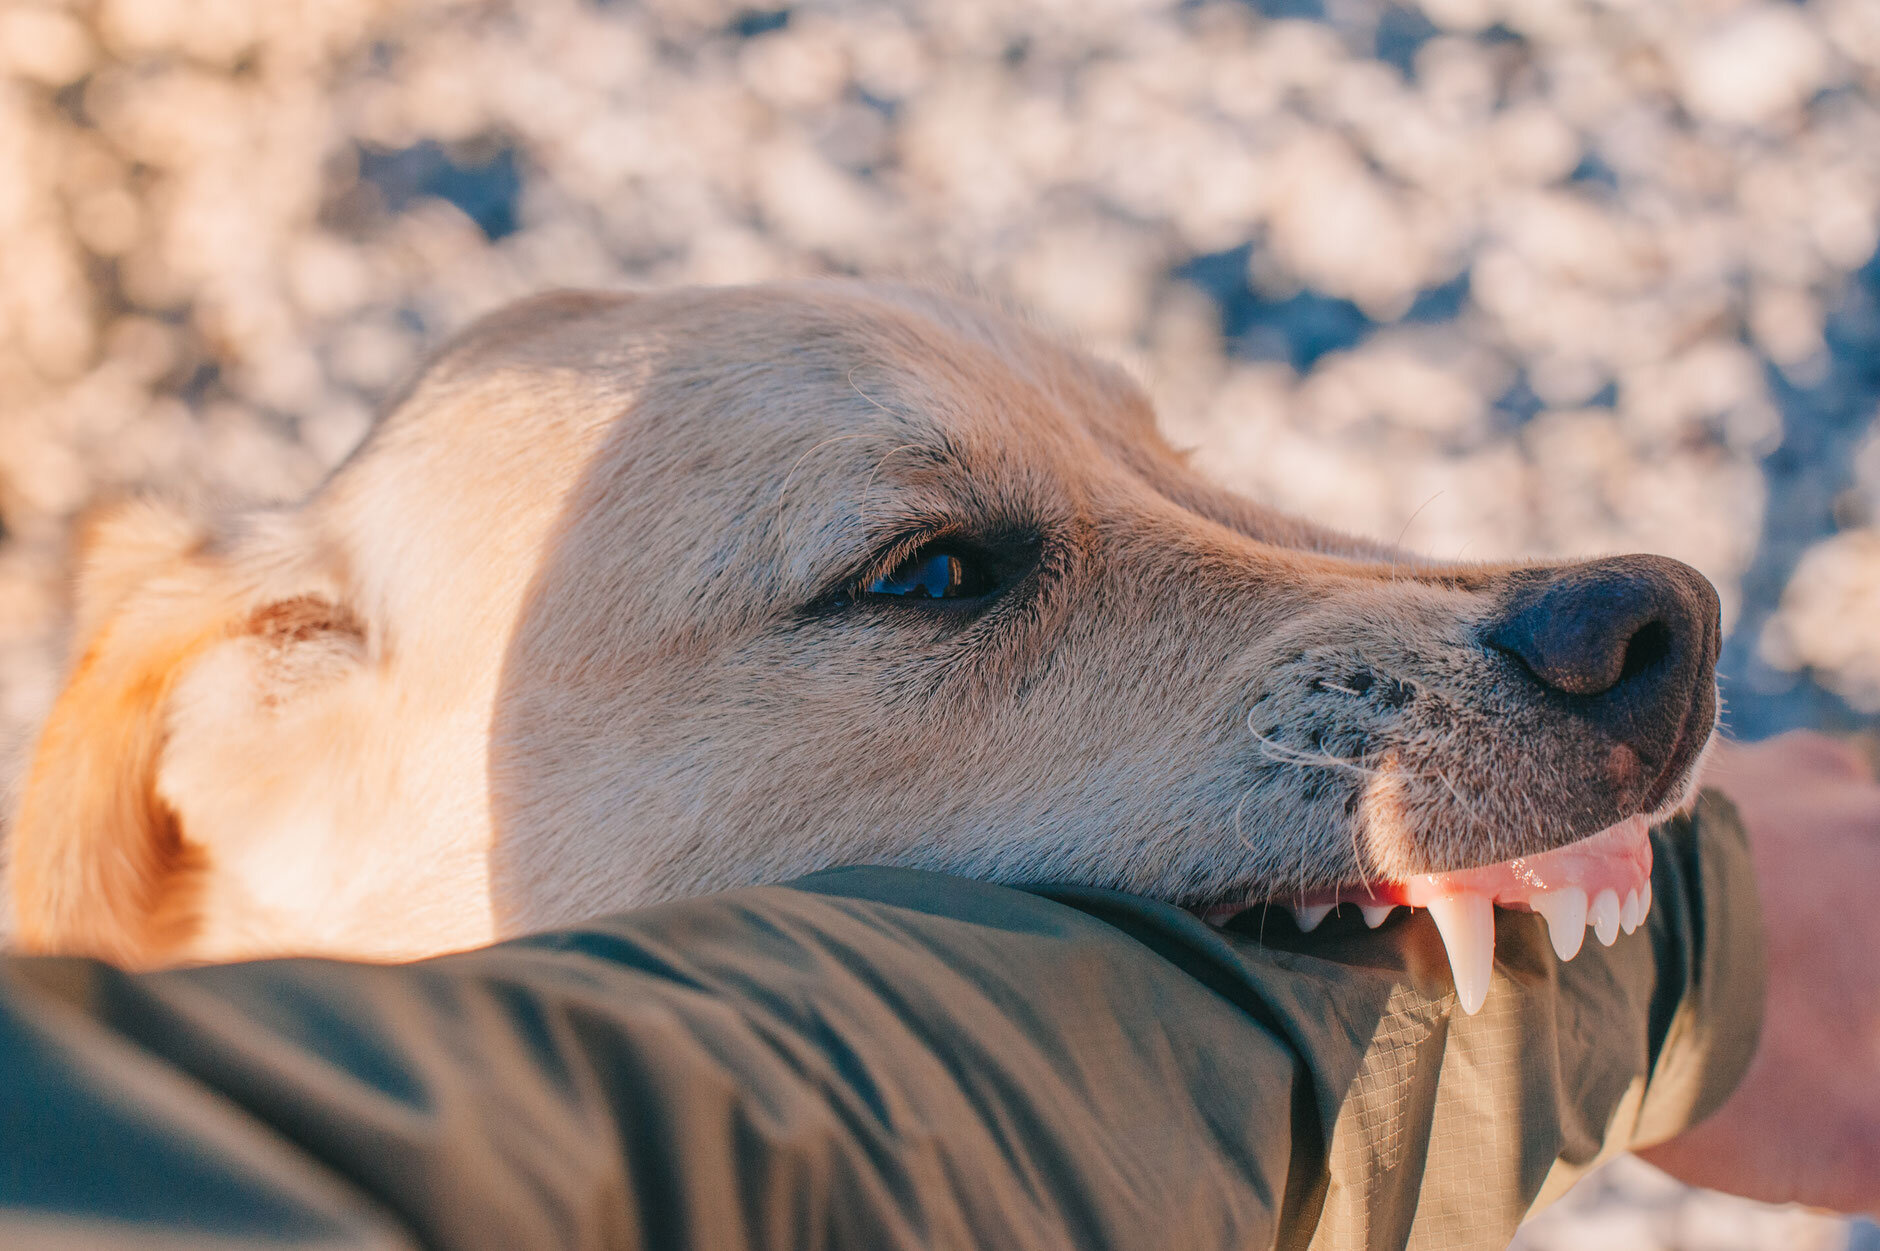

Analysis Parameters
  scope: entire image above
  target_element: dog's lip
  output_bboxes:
[1193,814,1655,1015]
[1192,814,1653,921]
[1638,681,1714,812]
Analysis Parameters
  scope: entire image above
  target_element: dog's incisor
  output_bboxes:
[8,281,1720,983]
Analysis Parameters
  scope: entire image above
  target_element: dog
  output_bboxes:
[6,281,1720,1009]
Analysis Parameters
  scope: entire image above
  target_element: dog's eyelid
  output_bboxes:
[811,523,1046,613]
[847,526,955,593]
[794,524,948,614]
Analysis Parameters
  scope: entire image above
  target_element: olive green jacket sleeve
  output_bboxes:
[0,793,1761,1251]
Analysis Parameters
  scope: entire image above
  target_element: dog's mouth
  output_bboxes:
[1193,814,1654,1015]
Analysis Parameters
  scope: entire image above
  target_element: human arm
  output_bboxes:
[0,804,1763,1250]
[1638,731,1880,1215]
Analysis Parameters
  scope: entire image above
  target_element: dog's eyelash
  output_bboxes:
[853,531,955,595]
[811,525,1046,615]
[792,522,938,612]
[800,522,1052,617]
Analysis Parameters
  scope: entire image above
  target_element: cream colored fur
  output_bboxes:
[8,281,1710,968]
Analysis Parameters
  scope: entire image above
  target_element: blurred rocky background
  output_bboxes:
[2,0,1877,1245]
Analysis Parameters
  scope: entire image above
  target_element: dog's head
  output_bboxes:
[9,281,1719,978]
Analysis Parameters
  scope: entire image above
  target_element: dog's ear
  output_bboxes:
[10,500,224,964]
[10,500,361,967]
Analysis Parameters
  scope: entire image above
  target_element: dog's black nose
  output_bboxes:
[1485,555,1720,782]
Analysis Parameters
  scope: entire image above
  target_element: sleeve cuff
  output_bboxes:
[1625,788,1767,1150]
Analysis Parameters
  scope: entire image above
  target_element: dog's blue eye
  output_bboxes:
[848,540,1018,608]
[868,552,967,599]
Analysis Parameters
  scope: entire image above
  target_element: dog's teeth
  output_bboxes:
[1619,889,1643,934]
[1529,888,1588,961]
[1424,892,1495,1015]
[1359,903,1395,928]
[1640,879,1652,920]
[1590,889,1622,947]
[1292,903,1334,933]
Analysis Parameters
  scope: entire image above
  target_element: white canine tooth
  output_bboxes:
[1640,880,1652,920]
[1360,904,1395,929]
[1425,892,1496,1016]
[1590,889,1622,947]
[1292,903,1334,933]
[1529,888,1588,961]
[1620,889,1643,934]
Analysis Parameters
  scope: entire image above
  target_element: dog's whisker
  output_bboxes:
[1229,787,1257,855]
[1244,721,1383,778]
[1521,787,1544,848]
[846,366,906,421]
[774,432,881,530]
[1394,490,1445,551]
[859,442,923,515]
[1346,806,1375,895]
[1429,766,1492,835]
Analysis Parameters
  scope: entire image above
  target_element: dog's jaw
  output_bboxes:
[1198,709,1716,1015]
[1197,814,1654,1014]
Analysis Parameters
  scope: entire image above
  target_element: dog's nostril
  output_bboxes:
[1617,620,1672,684]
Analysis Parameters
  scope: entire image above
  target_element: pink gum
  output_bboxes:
[1305,815,1653,911]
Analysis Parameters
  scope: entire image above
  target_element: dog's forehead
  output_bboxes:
[401,282,1161,480]
[648,282,1158,460]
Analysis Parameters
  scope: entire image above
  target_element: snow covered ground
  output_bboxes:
[1,1,1875,1244]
